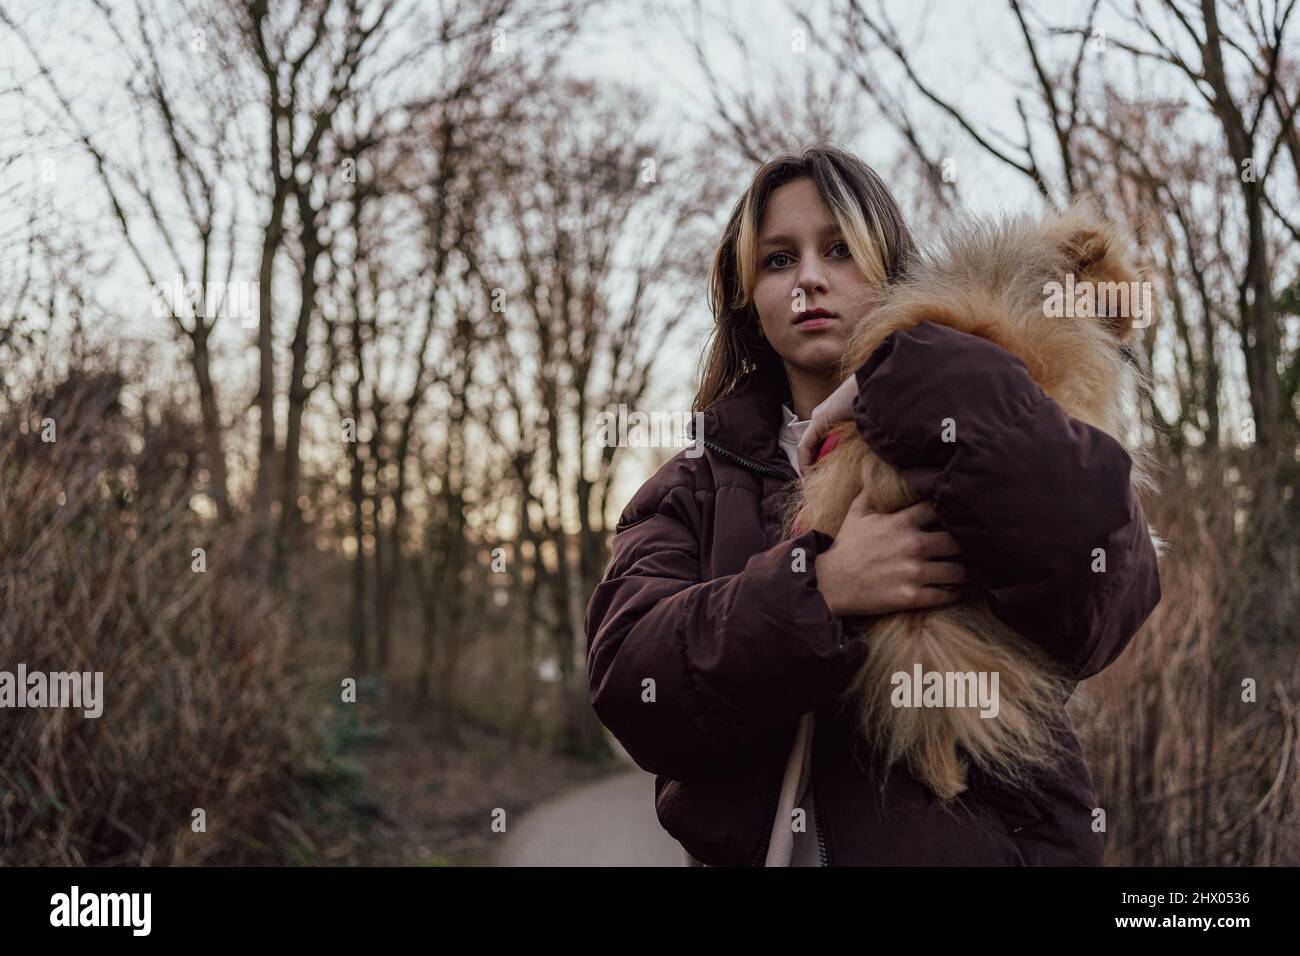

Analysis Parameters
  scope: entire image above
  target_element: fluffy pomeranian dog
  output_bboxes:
[786,199,1157,802]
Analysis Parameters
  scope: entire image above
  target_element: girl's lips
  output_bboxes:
[794,317,835,330]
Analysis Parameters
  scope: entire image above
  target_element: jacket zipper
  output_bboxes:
[709,435,826,866]
[712,442,821,868]
[750,771,828,866]
[750,785,781,865]
[702,438,797,482]
[814,774,828,866]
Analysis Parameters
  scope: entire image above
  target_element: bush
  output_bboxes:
[0,373,343,864]
[1072,452,1300,865]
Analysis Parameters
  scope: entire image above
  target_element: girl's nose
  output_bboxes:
[794,249,829,293]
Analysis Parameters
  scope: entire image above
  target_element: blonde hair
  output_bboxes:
[694,143,917,413]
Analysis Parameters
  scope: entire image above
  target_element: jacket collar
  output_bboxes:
[688,361,798,479]
[779,403,811,450]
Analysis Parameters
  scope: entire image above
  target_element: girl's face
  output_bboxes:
[751,177,881,380]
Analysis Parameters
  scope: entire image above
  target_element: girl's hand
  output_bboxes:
[815,490,967,617]
[797,373,859,471]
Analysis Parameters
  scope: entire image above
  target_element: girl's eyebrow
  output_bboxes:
[758,223,841,248]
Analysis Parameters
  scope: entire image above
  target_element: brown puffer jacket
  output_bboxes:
[584,321,1161,866]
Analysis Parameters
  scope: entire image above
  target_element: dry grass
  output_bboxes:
[1070,453,1299,865]
[0,376,346,865]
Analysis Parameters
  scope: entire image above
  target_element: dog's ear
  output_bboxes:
[1063,228,1110,280]
[1059,225,1147,340]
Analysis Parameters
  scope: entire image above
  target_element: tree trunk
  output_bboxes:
[278,228,323,553]
[253,183,288,550]
[189,326,232,522]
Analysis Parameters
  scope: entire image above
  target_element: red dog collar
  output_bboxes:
[815,429,843,462]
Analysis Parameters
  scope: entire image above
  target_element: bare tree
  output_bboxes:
[470,77,711,754]
[1,0,245,519]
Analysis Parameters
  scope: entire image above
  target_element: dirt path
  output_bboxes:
[345,698,678,866]
[495,767,684,866]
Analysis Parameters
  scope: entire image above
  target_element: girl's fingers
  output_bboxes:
[897,499,939,527]
[919,559,968,586]
[908,586,962,609]
[918,530,961,558]
[799,376,857,469]
[797,423,823,470]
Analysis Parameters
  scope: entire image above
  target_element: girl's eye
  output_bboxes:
[764,241,847,270]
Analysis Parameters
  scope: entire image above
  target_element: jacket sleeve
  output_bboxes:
[585,479,868,782]
[850,320,1161,682]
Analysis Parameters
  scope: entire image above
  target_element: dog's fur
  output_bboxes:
[786,200,1158,802]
